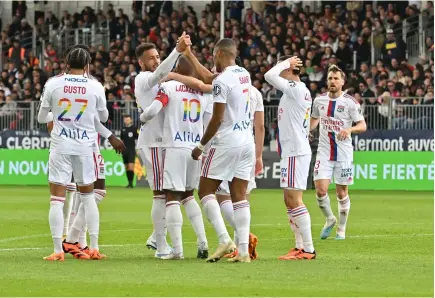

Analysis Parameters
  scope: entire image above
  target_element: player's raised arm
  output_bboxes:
[264,56,302,92]
[163,72,213,93]
[141,32,191,89]
[182,46,217,84]
[139,86,168,123]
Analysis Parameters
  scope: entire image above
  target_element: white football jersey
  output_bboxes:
[157,81,213,149]
[135,71,164,148]
[211,65,254,148]
[40,74,107,155]
[276,81,312,157]
[311,92,364,161]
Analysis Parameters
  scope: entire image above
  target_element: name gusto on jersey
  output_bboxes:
[64,86,86,94]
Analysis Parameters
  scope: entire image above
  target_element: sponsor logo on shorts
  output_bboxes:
[340,168,352,178]
[281,168,288,178]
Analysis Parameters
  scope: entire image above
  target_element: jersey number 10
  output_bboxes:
[58,98,88,122]
[182,98,201,123]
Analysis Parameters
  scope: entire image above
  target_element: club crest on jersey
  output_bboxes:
[213,84,221,96]
[337,105,345,112]
[288,80,296,87]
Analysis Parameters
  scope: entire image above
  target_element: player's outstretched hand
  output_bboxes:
[337,128,352,141]
[176,32,191,53]
[191,146,203,160]
[255,158,263,176]
[108,135,126,154]
[287,56,303,70]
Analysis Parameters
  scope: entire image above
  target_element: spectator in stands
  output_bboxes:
[8,40,25,68]
[0,95,17,127]
[382,28,406,66]
[360,81,375,98]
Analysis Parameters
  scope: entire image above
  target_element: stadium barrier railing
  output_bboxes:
[1,97,432,132]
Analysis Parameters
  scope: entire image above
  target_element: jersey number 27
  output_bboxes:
[58,98,88,122]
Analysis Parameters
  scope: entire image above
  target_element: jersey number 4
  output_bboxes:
[243,89,250,113]
[58,98,88,122]
[182,98,201,123]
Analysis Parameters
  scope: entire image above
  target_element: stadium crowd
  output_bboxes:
[0,1,433,131]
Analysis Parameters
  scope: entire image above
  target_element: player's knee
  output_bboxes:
[336,187,348,199]
[315,188,328,198]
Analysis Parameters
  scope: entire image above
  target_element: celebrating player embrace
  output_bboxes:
[310,65,367,240]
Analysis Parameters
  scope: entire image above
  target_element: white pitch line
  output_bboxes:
[0,234,432,252]
[0,222,430,244]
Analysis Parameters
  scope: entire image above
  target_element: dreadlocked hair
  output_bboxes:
[65,47,91,71]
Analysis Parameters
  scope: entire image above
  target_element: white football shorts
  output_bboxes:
[49,152,96,186]
[92,150,106,180]
[163,147,200,192]
[280,154,312,190]
[138,146,164,191]
[313,158,354,185]
[201,143,255,182]
[216,150,256,196]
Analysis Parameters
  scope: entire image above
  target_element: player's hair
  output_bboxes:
[327,64,345,79]
[278,55,300,75]
[65,47,91,71]
[63,44,92,76]
[135,43,156,58]
[215,38,237,58]
[176,55,193,76]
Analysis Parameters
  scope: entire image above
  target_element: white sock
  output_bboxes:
[292,205,314,253]
[152,195,167,251]
[77,189,105,248]
[287,208,303,249]
[69,192,80,232]
[316,194,335,220]
[201,194,231,244]
[219,200,238,246]
[181,196,207,246]
[49,196,65,253]
[233,200,251,256]
[80,192,99,250]
[337,196,351,233]
[67,202,85,244]
[63,184,76,236]
[166,201,183,255]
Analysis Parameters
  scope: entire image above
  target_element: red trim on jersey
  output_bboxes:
[155,90,169,107]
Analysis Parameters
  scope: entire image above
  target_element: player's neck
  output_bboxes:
[328,90,342,99]
[288,74,300,82]
[69,69,85,75]
[220,59,236,71]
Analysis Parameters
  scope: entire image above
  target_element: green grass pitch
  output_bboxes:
[0,186,433,297]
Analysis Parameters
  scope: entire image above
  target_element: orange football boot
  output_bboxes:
[285,250,316,260]
[223,249,238,258]
[62,240,90,259]
[43,252,64,261]
[89,249,107,260]
[248,233,258,260]
[278,248,302,260]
